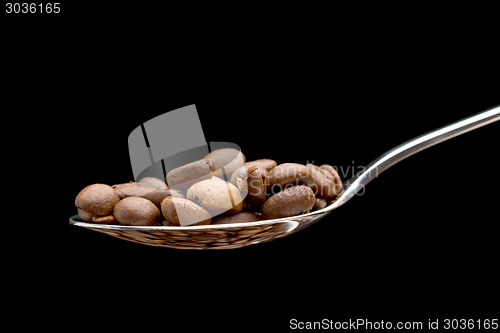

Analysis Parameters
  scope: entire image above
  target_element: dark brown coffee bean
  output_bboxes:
[212,212,262,225]
[266,163,342,199]
[265,163,310,189]
[261,185,315,219]
[243,166,267,209]
[304,164,343,199]
[317,164,343,197]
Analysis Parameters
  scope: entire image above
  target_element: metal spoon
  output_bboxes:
[70,105,500,249]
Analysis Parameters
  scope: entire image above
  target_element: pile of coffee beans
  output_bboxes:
[74,148,343,227]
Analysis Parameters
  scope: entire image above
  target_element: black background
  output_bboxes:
[3,3,499,332]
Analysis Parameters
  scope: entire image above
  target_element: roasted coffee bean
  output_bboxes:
[75,152,342,227]
[245,159,277,172]
[166,159,215,190]
[187,176,243,214]
[161,196,212,226]
[242,166,267,209]
[205,148,245,179]
[230,159,276,188]
[168,189,185,198]
[212,212,262,225]
[266,163,342,199]
[92,215,117,224]
[314,164,343,198]
[265,163,309,188]
[313,197,328,211]
[75,184,121,222]
[261,185,316,219]
[77,208,94,222]
[137,177,168,190]
[113,197,161,226]
[229,165,248,190]
[302,164,342,199]
[113,177,171,206]
[113,182,145,198]
[231,165,269,191]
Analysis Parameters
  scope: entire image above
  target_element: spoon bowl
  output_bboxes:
[69,206,332,249]
[69,105,500,249]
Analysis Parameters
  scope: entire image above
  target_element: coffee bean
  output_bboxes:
[75,153,342,227]
[166,159,215,190]
[266,163,342,199]
[92,215,117,224]
[75,184,121,222]
[261,185,316,219]
[113,177,172,206]
[187,176,243,214]
[161,196,212,227]
[313,197,328,211]
[242,166,267,210]
[137,177,168,190]
[212,212,262,225]
[245,159,277,172]
[205,148,245,179]
[306,164,343,199]
[113,197,161,226]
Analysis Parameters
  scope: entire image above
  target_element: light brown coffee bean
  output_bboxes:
[92,215,117,224]
[313,197,328,211]
[166,159,215,190]
[113,178,171,206]
[137,177,168,190]
[77,208,94,222]
[75,184,121,222]
[113,197,161,226]
[187,176,243,214]
[161,196,212,226]
[229,165,248,190]
[205,148,245,178]
[245,159,277,172]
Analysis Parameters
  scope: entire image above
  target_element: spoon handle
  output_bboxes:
[331,104,500,209]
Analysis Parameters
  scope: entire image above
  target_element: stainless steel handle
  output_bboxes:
[329,105,500,210]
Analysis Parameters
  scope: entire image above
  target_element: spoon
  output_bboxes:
[70,105,500,249]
